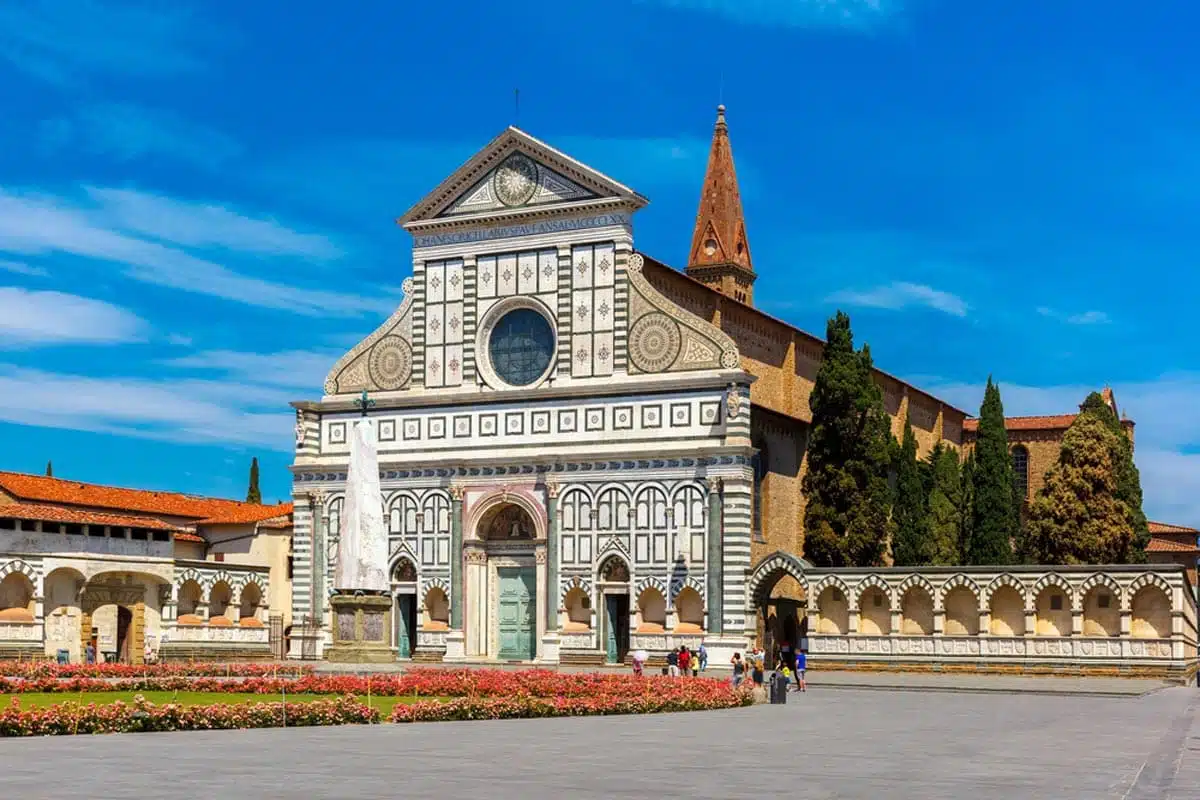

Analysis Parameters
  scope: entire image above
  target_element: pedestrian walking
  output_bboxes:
[666,647,680,677]
[730,652,745,688]
[698,643,708,672]
[795,650,807,692]
[678,645,691,676]
[751,646,765,687]
[690,648,699,677]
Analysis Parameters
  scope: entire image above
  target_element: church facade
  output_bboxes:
[288,110,1197,678]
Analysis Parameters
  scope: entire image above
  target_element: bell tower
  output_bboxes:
[686,105,756,305]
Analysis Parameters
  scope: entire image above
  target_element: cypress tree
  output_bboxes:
[1079,392,1150,561]
[246,457,262,504]
[801,311,895,568]
[967,377,1017,564]
[1024,402,1135,564]
[926,442,964,565]
[891,414,933,566]
[45,460,53,477]
[958,450,976,562]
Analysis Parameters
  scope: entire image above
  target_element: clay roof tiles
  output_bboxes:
[0,502,188,533]
[1148,521,1200,535]
[1145,537,1200,554]
[0,471,292,524]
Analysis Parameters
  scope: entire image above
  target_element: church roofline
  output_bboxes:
[638,253,970,419]
[396,126,648,226]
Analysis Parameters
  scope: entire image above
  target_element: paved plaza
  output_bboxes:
[1,685,1197,799]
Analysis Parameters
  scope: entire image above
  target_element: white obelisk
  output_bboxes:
[334,418,388,593]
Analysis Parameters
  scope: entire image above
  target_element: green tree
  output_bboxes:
[926,442,964,565]
[1079,392,1150,562]
[1024,401,1135,564]
[801,311,895,567]
[959,450,976,561]
[891,414,933,566]
[246,457,262,504]
[967,377,1018,564]
[45,460,53,477]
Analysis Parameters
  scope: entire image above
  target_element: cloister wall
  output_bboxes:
[748,556,1198,682]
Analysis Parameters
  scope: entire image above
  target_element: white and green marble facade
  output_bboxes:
[290,128,753,663]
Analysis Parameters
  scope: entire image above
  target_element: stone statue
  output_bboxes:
[510,519,522,538]
[334,419,389,593]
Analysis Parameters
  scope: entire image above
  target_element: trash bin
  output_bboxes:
[771,671,788,704]
[56,649,69,665]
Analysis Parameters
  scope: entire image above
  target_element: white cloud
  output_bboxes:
[40,104,242,168]
[1037,306,1111,325]
[163,349,336,390]
[638,0,901,29]
[0,186,388,316]
[165,333,193,347]
[0,259,48,277]
[828,281,968,317]
[0,366,292,450]
[922,374,1200,529]
[0,287,145,346]
[86,187,342,259]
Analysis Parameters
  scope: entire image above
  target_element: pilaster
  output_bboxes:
[705,477,723,635]
[449,485,465,630]
[544,479,560,631]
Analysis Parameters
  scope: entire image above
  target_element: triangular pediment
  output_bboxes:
[398,127,647,226]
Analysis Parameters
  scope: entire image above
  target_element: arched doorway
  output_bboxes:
[468,500,543,661]
[747,552,811,664]
[116,606,133,663]
[392,558,418,659]
[597,555,630,664]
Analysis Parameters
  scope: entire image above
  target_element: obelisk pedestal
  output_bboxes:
[325,409,394,664]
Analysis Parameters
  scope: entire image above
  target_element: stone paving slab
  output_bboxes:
[2,685,1196,799]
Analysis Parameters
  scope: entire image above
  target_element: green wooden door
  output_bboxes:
[395,595,414,659]
[498,567,537,661]
[605,594,629,664]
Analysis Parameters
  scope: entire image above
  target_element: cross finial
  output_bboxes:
[355,389,375,417]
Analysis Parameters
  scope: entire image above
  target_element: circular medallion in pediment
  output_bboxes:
[493,153,539,207]
[368,335,412,391]
[629,312,682,373]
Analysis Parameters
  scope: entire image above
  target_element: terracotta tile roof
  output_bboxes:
[256,515,293,530]
[0,471,292,523]
[1149,521,1200,535]
[195,503,293,526]
[963,414,1079,433]
[1146,537,1200,554]
[174,532,206,543]
[0,502,186,532]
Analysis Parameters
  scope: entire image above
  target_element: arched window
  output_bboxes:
[752,438,768,542]
[633,486,669,566]
[420,493,452,568]
[1011,445,1029,501]
[672,484,706,564]
[560,489,594,566]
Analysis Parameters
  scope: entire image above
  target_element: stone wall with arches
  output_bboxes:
[743,555,1198,681]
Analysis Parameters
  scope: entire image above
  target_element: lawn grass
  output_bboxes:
[0,691,440,717]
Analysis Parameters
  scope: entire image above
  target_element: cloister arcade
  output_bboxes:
[747,553,1198,680]
[0,557,272,663]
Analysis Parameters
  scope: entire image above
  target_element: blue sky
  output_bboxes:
[0,1,1196,526]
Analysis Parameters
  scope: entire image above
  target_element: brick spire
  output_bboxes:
[686,104,756,305]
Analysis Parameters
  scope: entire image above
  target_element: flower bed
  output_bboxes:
[0,695,378,737]
[390,684,752,723]
[0,669,751,704]
[0,662,312,679]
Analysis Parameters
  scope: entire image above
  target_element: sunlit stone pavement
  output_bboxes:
[2,684,1197,799]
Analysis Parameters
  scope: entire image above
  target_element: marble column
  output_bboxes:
[705,478,723,635]
[310,490,326,625]
[544,479,560,632]
[449,485,465,630]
